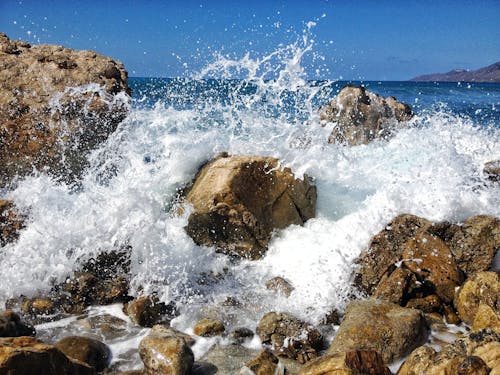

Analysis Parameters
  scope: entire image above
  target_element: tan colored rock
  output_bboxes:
[373,267,418,305]
[139,325,194,375]
[473,304,500,333]
[265,276,294,297]
[55,336,111,372]
[193,318,225,337]
[124,295,176,327]
[328,298,428,363]
[184,155,316,259]
[319,85,413,145]
[0,32,131,186]
[0,310,35,337]
[22,297,57,316]
[355,214,432,295]
[0,336,94,374]
[402,233,463,303]
[298,350,391,375]
[0,200,25,246]
[256,312,323,363]
[447,215,500,276]
[454,271,500,325]
[242,349,282,375]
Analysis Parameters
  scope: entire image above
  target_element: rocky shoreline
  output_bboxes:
[1,33,499,374]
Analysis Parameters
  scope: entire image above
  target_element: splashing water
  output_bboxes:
[1,32,499,365]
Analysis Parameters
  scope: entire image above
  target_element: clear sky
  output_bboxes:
[1,0,499,80]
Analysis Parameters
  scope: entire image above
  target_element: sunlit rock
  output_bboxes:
[0,32,131,187]
[319,85,413,145]
[55,336,111,372]
[184,154,316,259]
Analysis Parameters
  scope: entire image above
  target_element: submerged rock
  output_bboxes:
[298,350,392,375]
[0,336,94,374]
[319,85,413,145]
[256,311,323,363]
[328,298,428,363]
[0,32,131,187]
[184,154,316,259]
[55,336,111,372]
[0,200,25,247]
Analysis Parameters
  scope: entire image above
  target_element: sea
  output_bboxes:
[0,46,499,370]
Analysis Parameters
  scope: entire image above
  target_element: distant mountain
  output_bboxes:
[410,62,500,82]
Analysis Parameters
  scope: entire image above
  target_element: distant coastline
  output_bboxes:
[410,61,500,82]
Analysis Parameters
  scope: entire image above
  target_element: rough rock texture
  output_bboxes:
[265,277,294,297]
[55,336,111,372]
[242,349,282,375]
[484,160,500,182]
[124,295,176,328]
[0,32,131,187]
[184,155,316,259]
[298,350,392,375]
[0,310,35,337]
[0,336,94,374]
[473,304,500,333]
[398,330,499,375]
[139,325,194,375]
[447,215,500,276]
[0,200,25,246]
[328,299,428,363]
[256,312,323,363]
[193,318,225,337]
[454,271,500,326]
[319,85,413,145]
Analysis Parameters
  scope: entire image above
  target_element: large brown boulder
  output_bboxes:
[0,32,131,186]
[0,310,35,337]
[184,155,316,259]
[328,298,428,363]
[0,200,25,246]
[55,336,111,372]
[319,85,413,145]
[0,336,94,374]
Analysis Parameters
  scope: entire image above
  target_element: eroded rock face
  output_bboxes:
[0,200,25,246]
[256,312,323,364]
[319,85,413,145]
[55,336,111,372]
[328,298,428,363]
[184,155,316,259]
[0,336,94,374]
[0,32,131,186]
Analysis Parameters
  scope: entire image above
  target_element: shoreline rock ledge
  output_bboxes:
[184,154,317,259]
[0,32,131,187]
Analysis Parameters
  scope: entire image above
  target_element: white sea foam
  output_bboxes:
[1,35,499,368]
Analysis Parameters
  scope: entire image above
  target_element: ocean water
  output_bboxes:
[1,45,499,369]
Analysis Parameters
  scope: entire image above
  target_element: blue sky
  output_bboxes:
[1,0,499,80]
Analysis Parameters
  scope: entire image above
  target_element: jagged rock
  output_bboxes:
[454,271,500,326]
[139,325,194,375]
[0,336,94,374]
[298,350,392,375]
[184,155,316,259]
[0,310,35,337]
[447,215,500,276]
[124,295,176,327]
[265,277,294,297]
[55,336,111,372]
[0,200,25,246]
[241,349,283,375]
[0,32,131,187]
[256,312,323,363]
[328,298,428,363]
[484,160,500,182]
[193,318,225,337]
[319,85,413,145]
[398,330,499,375]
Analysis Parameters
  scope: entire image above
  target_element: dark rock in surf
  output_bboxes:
[0,200,25,247]
[0,32,131,187]
[327,298,428,363]
[124,295,177,328]
[184,154,316,259]
[55,336,111,372]
[265,276,294,297]
[484,160,500,182]
[319,85,413,145]
[0,310,35,337]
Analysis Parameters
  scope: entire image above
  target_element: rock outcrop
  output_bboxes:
[184,154,316,259]
[319,85,413,145]
[0,32,131,187]
[328,298,428,363]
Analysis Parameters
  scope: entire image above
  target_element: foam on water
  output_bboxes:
[1,33,499,363]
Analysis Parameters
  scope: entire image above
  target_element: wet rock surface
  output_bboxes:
[184,154,316,259]
[55,336,111,372]
[319,85,413,145]
[0,310,35,337]
[0,200,25,247]
[0,32,131,187]
[193,318,225,337]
